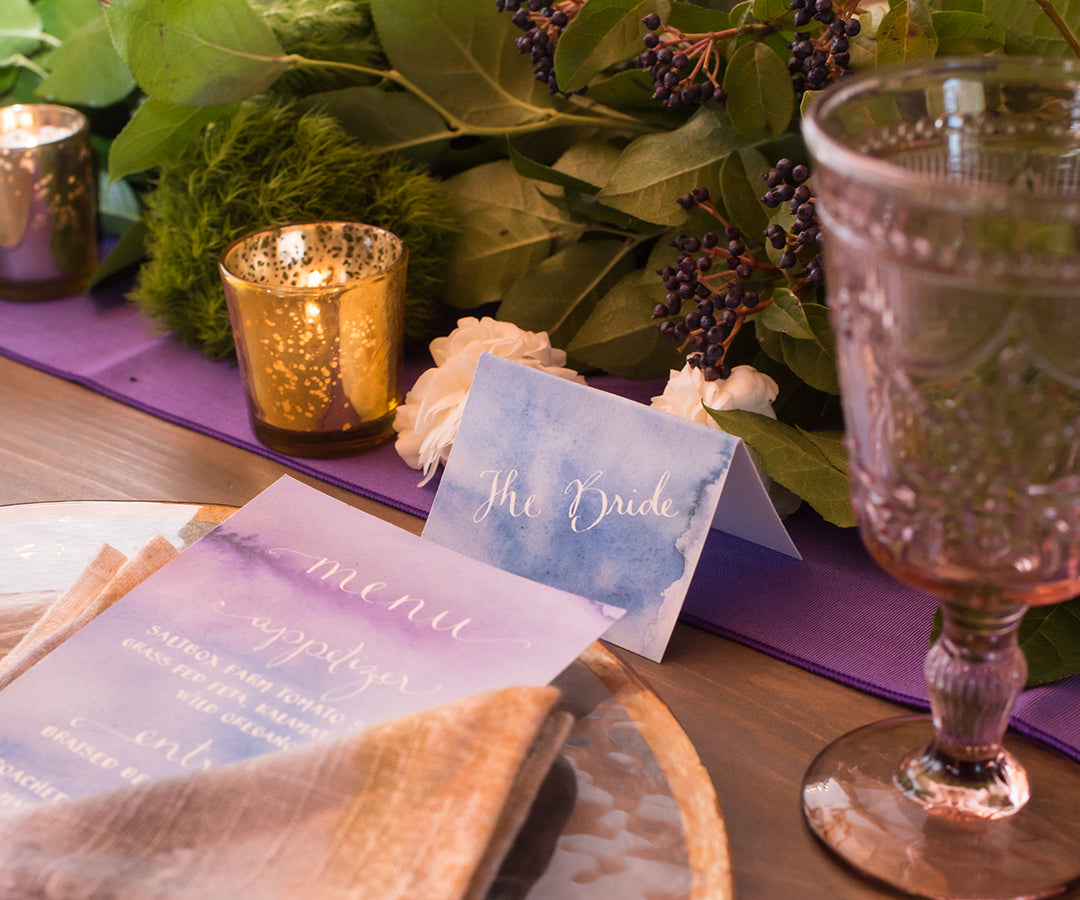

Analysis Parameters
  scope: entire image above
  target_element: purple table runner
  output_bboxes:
[2,282,1078,763]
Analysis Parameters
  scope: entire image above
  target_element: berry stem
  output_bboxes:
[668,23,772,43]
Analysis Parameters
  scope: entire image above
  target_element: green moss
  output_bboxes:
[131,99,458,359]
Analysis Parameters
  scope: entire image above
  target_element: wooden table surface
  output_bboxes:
[4,353,1077,900]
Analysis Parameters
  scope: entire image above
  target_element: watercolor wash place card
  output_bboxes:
[423,353,800,663]
[0,476,622,813]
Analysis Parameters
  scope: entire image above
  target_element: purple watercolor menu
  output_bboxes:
[0,476,621,813]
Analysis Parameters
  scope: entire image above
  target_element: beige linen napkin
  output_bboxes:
[0,537,177,691]
[0,543,574,899]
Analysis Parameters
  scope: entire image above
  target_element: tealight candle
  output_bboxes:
[0,104,96,301]
[219,221,408,457]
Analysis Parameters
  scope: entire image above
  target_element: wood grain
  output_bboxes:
[4,356,1077,900]
[0,356,421,534]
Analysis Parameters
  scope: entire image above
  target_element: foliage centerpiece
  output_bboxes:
[4,0,1080,683]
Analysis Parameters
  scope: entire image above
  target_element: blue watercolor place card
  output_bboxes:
[423,353,798,663]
[0,476,621,814]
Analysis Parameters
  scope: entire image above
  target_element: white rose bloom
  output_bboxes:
[395,319,584,485]
[394,353,477,486]
[429,316,566,369]
[650,363,779,425]
[651,363,800,518]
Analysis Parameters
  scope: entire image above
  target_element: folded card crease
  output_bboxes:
[423,354,798,662]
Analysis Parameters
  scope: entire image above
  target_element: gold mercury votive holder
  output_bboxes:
[0,104,97,302]
[219,221,408,458]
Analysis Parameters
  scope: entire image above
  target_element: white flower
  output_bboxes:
[650,363,800,518]
[428,316,566,369]
[394,318,584,485]
[393,353,476,486]
[650,363,779,425]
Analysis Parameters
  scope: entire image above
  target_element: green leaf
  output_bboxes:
[1018,598,1080,686]
[718,146,773,240]
[300,86,451,153]
[706,409,855,527]
[754,313,785,364]
[932,597,1080,687]
[752,0,793,22]
[510,143,667,234]
[0,0,45,59]
[555,189,666,233]
[930,10,1005,54]
[371,0,553,127]
[548,142,667,233]
[875,0,939,66]
[109,98,236,180]
[666,2,731,31]
[442,206,552,310]
[442,159,574,227]
[599,107,749,225]
[553,141,624,189]
[555,0,669,94]
[509,143,601,193]
[567,269,682,378]
[756,286,815,340]
[728,1,754,28]
[96,168,142,236]
[102,0,287,105]
[723,40,794,140]
[89,219,148,290]
[584,67,663,110]
[982,0,1080,56]
[36,0,96,38]
[779,302,840,394]
[498,238,634,347]
[799,427,848,473]
[36,14,134,107]
[798,88,821,122]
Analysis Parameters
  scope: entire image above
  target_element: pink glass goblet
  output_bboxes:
[801,57,1080,899]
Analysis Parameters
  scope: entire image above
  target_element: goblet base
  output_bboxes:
[802,715,1080,900]
[896,744,1029,820]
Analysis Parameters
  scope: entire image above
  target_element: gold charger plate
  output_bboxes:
[0,500,732,900]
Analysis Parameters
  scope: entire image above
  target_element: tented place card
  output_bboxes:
[0,476,621,813]
[423,354,799,662]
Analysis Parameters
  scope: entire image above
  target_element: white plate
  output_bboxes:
[0,500,731,900]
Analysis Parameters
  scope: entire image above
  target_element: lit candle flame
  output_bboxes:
[302,268,330,288]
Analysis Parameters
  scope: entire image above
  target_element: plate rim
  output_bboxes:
[0,498,733,898]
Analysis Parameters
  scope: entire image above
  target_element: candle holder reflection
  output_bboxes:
[219,221,408,457]
[0,104,96,302]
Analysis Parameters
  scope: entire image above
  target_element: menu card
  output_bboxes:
[423,354,797,662]
[0,476,622,813]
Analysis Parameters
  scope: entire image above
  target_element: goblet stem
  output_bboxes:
[897,601,1030,819]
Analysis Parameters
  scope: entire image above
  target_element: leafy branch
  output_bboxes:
[1034,0,1080,56]
[10,0,1080,476]
[6,0,1080,683]
[293,53,660,140]
[0,52,49,80]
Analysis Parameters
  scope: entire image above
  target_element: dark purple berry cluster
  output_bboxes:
[497,0,583,94]
[761,159,824,288]
[652,189,768,381]
[638,13,728,110]
[786,2,861,95]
